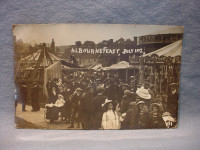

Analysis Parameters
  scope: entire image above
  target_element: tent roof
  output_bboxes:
[142,40,182,57]
[91,63,103,70]
[108,61,130,69]
[20,49,62,67]
[22,49,61,61]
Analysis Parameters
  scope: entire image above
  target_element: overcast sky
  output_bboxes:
[13,24,183,46]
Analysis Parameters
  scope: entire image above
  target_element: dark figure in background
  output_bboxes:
[69,88,83,128]
[121,102,139,129]
[150,103,166,128]
[64,96,72,124]
[31,82,40,112]
[91,87,107,129]
[167,83,179,120]
[118,83,129,106]
[121,90,134,113]
[105,80,119,106]
[80,86,94,129]
[138,104,152,129]
[46,77,52,97]
[20,82,27,111]
[48,86,57,104]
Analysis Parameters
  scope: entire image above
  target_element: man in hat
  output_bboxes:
[20,81,27,111]
[69,87,83,128]
[121,90,134,113]
[118,83,130,106]
[91,87,107,129]
[167,83,178,120]
[46,77,52,98]
[31,82,40,112]
[80,86,94,129]
[105,80,118,104]
[136,86,151,106]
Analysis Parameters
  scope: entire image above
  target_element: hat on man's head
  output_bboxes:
[85,86,93,92]
[169,83,178,89]
[75,88,83,92]
[122,83,129,88]
[101,98,112,107]
[130,76,135,79]
[124,90,132,96]
[97,87,105,93]
[136,86,151,99]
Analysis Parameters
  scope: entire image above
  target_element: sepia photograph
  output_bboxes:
[13,24,183,130]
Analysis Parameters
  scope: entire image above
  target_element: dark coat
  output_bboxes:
[71,94,82,107]
[80,92,93,129]
[48,88,57,104]
[167,91,178,118]
[20,85,27,102]
[121,109,139,129]
[46,81,52,93]
[31,85,39,100]
[91,94,107,129]
[121,96,131,113]
[31,84,40,110]
[150,112,166,128]
[80,93,93,115]
[138,112,152,129]
[105,84,118,102]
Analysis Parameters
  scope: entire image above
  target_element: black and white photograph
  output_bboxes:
[13,24,183,130]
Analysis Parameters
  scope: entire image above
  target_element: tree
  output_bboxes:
[75,41,82,46]
[83,41,95,47]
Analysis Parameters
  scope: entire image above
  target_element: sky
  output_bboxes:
[13,24,183,46]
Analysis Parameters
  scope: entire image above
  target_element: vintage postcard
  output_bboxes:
[13,24,183,129]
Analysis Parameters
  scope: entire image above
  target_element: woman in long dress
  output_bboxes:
[101,99,120,130]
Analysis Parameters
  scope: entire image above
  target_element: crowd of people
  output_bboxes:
[43,71,178,129]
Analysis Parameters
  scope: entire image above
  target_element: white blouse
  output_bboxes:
[102,110,120,129]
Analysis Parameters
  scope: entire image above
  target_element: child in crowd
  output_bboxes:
[150,103,166,128]
[138,104,152,129]
[101,99,120,129]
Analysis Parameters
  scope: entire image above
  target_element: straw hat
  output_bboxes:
[136,86,151,99]
[58,94,64,99]
[101,98,112,107]
[162,112,171,117]
[75,88,83,92]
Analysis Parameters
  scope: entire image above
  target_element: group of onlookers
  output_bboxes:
[42,71,178,129]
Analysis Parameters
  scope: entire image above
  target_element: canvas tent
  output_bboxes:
[20,49,61,67]
[142,40,182,57]
[108,61,130,69]
[44,61,62,97]
[91,63,103,71]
